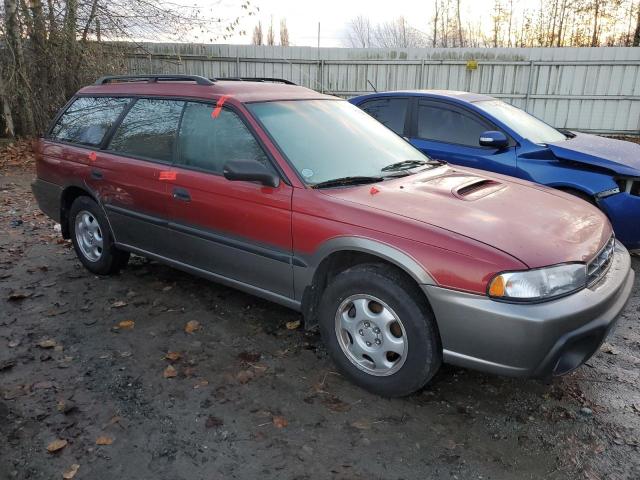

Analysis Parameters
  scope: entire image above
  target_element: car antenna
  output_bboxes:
[367,80,378,93]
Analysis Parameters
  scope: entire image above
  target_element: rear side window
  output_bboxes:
[109,99,184,162]
[176,102,269,174]
[50,97,129,146]
[359,98,408,135]
[417,103,490,147]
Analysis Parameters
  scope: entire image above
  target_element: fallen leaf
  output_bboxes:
[193,379,209,389]
[272,415,288,429]
[285,320,301,330]
[117,320,135,330]
[96,436,113,445]
[8,291,32,301]
[236,369,255,384]
[350,419,371,430]
[57,399,77,414]
[165,351,181,362]
[63,464,80,479]
[322,396,351,412]
[238,351,261,363]
[37,339,57,349]
[47,439,67,453]
[33,381,53,390]
[8,339,20,348]
[600,343,618,355]
[184,320,200,334]
[205,416,224,429]
[163,365,178,378]
[111,300,127,308]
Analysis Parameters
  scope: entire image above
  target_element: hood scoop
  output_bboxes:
[453,179,506,200]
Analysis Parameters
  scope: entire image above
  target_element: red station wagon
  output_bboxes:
[32,74,634,397]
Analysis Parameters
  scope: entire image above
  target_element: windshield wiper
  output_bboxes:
[381,159,442,172]
[311,176,383,189]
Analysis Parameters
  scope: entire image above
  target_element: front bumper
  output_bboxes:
[599,192,640,251]
[422,240,634,378]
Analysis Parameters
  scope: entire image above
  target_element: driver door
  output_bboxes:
[166,101,294,298]
[408,99,517,177]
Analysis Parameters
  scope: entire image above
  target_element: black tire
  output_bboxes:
[69,196,129,275]
[318,263,441,397]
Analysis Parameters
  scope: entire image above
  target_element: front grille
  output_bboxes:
[587,236,615,285]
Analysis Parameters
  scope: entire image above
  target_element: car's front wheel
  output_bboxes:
[69,196,129,275]
[318,263,441,397]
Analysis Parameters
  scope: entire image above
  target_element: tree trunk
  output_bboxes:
[82,0,99,42]
[0,72,16,137]
[456,0,463,46]
[432,0,439,47]
[4,0,36,135]
[591,0,600,46]
[634,3,640,46]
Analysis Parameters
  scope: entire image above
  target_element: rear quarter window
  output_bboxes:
[50,97,130,146]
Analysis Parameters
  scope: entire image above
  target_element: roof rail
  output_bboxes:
[216,77,296,85]
[94,74,215,86]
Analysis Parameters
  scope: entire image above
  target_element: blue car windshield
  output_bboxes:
[475,100,567,145]
[247,100,434,185]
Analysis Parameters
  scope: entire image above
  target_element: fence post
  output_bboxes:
[236,54,240,76]
[319,59,324,93]
[418,59,425,89]
[525,60,535,111]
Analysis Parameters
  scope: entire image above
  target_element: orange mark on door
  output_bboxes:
[88,151,97,162]
[369,186,380,195]
[159,171,176,181]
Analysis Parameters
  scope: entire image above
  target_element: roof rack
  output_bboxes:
[94,74,215,86]
[216,77,296,85]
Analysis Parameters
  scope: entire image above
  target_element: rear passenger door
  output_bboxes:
[408,100,517,176]
[97,98,183,256]
[167,101,294,298]
[358,97,410,136]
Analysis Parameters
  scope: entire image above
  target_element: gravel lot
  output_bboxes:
[1,168,639,480]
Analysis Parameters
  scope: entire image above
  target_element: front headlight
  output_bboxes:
[488,263,586,302]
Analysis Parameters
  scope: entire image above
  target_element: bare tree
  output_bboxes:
[252,21,263,45]
[266,16,275,45]
[635,1,640,45]
[346,15,372,47]
[279,18,289,46]
[432,0,439,47]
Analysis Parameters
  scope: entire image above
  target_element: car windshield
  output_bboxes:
[247,100,437,185]
[474,100,567,145]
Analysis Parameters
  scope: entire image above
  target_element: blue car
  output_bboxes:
[349,90,640,250]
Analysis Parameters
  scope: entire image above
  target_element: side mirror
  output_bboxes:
[479,130,508,149]
[223,159,280,188]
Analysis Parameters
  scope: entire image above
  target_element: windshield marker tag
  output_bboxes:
[370,186,380,195]
[159,171,176,181]
[211,95,229,119]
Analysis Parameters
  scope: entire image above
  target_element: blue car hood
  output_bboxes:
[547,132,640,177]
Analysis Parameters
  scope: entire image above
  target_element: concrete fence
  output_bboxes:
[125,44,640,135]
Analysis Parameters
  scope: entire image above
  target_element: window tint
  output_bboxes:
[360,98,408,135]
[109,99,183,162]
[50,97,129,146]
[417,103,489,147]
[177,102,269,174]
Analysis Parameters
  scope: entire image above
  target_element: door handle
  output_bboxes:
[172,187,191,202]
[91,169,103,180]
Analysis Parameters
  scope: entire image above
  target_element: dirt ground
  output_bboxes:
[1,167,639,480]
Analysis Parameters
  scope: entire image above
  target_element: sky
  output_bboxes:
[199,0,448,47]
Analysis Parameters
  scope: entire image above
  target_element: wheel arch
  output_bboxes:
[59,184,98,239]
[299,237,435,330]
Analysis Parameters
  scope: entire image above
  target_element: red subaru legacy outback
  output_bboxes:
[32,75,633,397]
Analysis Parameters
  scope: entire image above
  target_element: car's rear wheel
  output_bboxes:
[69,196,129,275]
[318,263,441,397]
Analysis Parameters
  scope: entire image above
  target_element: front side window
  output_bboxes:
[248,100,432,185]
[109,99,184,162]
[474,100,567,144]
[50,96,130,146]
[417,103,490,147]
[176,102,269,174]
[359,97,408,135]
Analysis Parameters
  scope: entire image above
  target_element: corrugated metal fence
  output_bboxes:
[125,44,640,135]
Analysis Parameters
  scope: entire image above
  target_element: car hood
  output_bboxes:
[547,132,640,177]
[323,166,612,268]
